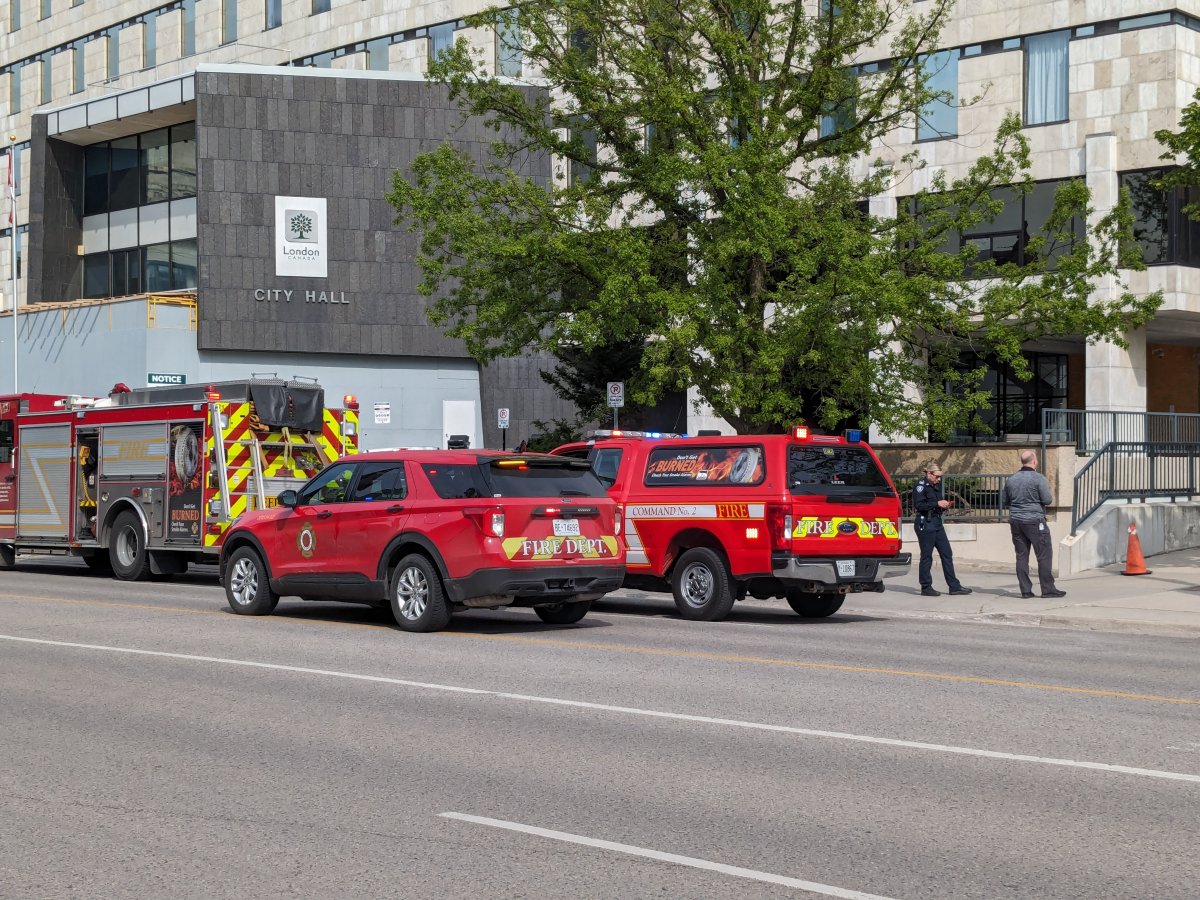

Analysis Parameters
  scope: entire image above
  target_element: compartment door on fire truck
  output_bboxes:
[0,403,16,540]
[16,424,72,540]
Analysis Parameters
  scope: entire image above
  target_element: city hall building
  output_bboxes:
[2,0,1200,446]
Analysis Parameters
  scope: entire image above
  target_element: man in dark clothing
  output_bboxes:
[913,462,972,597]
[1002,450,1066,598]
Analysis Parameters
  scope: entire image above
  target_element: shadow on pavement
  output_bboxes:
[591,595,886,626]
[263,600,617,636]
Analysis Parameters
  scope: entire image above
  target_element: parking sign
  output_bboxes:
[607,382,625,408]
[498,407,510,429]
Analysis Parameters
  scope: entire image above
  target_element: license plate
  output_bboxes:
[836,560,855,577]
[553,519,581,537]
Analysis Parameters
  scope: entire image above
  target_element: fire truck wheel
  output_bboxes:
[390,553,452,632]
[671,547,736,621]
[534,598,592,625]
[224,547,279,616]
[786,590,846,618]
[109,510,152,581]
[0,544,14,569]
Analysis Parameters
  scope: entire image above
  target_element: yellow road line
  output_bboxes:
[3,591,1197,706]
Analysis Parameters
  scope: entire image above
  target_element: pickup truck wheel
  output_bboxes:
[786,590,846,618]
[109,510,152,581]
[534,599,592,625]
[390,553,452,633]
[671,548,736,621]
[224,546,279,615]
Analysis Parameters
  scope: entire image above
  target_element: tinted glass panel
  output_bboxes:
[83,253,109,298]
[422,463,490,499]
[483,458,607,497]
[298,463,356,505]
[348,462,407,501]
[83,144,109,216]
[918,51,958,140]
[170,123,196,199]
[109,137,140,210]
[111,251,128,295]
[143,242,172,292]
[788,446,889,494]
[1122,170,1169,264]
[142,129,170,205]
[171,238,198,289]
[643,445,766,487]
[588,447,623,485]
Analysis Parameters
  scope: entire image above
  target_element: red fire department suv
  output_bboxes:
[218,450,625,632]
[553,427,910,621]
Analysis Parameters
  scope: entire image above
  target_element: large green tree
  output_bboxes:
[388,0,1160,436]
[1156,86,1200,218]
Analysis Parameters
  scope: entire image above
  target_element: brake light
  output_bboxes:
[767,504,793,551]
[792,425,809,440]
[490,512,505,537]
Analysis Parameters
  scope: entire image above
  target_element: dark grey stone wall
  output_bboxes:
[479,352,578,450]
[27,121,84,304]
[193,70,549,362]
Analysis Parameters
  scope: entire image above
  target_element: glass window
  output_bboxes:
[221,0,236,43]
[0,419,13,464]
[497,12,522,78]
[1022,179,1082,268]
[83,253,109,298]
[124,247,142,295]
[588,447,623,486]
[348,462,408,502]
[108,137,139,211]
[1120,169,1200,267]
[298,463,356,505]
[170,123,196,199]
[143,242,172,292]
[428,22,454,62]
[421,463,490,499]
[918,50,958,140]
[143,13,157,68]
[181,0,195,57]
[111,249,128,295]
[10,0,20,31]
[961,186,1022,267]
[482,458,607,498]
[107,27,120,80]
[171,239,197,289]
[820,98,855,139]
[366,37,389,71]
[83,144,109,215]
[788,446,889,494]
[952,352,1067,440]
[570,127,597,185]
[40,0,49,19]
[265,0,281,29]
[1025,30,1069,126]
[40,55,51,104]
[9,63,21,113]
[142,129,170,205]
[72,40,85,92]
[643,445,766,487]
[312,0,330,13]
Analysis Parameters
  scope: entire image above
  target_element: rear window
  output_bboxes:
[788,445,892,495]
[422,459,607,499]
[643,445,765,487]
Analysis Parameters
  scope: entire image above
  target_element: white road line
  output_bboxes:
[3,632,1199,785]
[440,812,898,899]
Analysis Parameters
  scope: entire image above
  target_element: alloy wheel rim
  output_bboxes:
[396,566,429,620]
[229,558,259,606]
[682,563,713,608]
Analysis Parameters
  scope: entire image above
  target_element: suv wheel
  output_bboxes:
[390,553,452,633]
[534,598,591,625]
[671,547,736,622]
[109,510,152,581]
[786,589,845,618]
[225,546,279,615]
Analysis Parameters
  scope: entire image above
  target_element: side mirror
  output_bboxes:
[277,489,299,508]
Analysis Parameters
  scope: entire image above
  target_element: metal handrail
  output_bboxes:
[1042,408,1200,456]
[893,473,1011,522]
[1071,442,1200,534]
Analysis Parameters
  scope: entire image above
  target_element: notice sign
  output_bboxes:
[148,373,186,386]
[374,402,391,425]
[275,196,328,278]
[498,407,510,429]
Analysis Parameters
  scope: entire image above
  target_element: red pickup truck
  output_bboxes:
[553,427,910,621]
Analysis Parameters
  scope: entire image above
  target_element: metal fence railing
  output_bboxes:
[1071,442,1200,534]
[892,474,1011,523]
[1042,408,1200,456]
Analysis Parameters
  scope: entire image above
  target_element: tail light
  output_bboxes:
[614,509,622,536]
[767,504,793,551]
[489,511,505,537]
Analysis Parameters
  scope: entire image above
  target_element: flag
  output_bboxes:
[6,149,12,226]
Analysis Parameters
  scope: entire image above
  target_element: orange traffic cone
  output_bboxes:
[1121,523,1152,576]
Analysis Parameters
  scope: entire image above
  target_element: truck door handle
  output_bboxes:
[316,510,333,519]
[387,505,404,513]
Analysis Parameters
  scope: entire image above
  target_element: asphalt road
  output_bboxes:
[2,559,1198,899]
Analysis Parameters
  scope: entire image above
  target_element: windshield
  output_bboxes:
[787,445,893,496]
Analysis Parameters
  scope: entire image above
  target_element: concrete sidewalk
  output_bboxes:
[850,547,1200,637]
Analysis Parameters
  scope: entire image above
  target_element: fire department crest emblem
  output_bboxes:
[297,522,317,558]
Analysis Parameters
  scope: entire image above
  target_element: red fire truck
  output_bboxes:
[0,378,359,579]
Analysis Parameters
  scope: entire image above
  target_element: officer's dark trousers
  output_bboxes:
[1010,520,1058,595]
[916,517,962,591]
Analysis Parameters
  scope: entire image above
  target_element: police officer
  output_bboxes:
[913,462,972,597]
